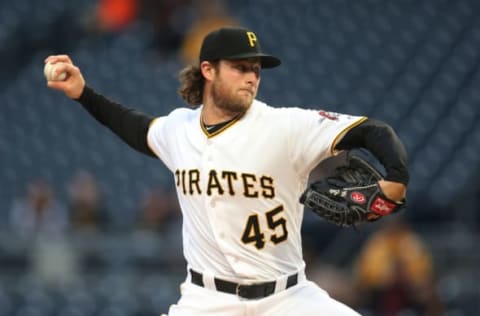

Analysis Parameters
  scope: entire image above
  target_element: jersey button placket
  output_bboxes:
[203,143,219,226]
[203,143,230,255]
[204,144,215,209]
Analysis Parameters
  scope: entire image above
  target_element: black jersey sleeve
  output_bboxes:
[335,118,409,185]
[75,86,157,158]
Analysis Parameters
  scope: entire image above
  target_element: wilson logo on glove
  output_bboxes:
[370,197,396,215]
[350,192,366,204]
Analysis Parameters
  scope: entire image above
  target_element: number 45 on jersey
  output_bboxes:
[241,205,288,249]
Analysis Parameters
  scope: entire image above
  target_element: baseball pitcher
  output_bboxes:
[45,27,409,315]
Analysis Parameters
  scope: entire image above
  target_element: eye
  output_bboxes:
[232,63,260,76]
[236,65,247,72]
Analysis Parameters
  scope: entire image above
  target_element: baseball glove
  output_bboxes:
[300,150,406,227]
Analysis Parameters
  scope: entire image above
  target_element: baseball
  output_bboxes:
[44,62,67,81]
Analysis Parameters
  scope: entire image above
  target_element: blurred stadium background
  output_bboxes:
[1,0,479,315]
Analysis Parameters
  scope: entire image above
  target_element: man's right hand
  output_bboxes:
[44,55,85,99]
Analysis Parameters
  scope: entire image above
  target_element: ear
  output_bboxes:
[200,61,216,81]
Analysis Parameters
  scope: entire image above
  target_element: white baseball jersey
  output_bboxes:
[147,100,365,283]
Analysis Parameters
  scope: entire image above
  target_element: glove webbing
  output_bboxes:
[303,189,365,226]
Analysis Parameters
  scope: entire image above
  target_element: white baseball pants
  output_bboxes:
[165,280,361,316]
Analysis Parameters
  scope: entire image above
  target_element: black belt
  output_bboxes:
[189,269,298,299]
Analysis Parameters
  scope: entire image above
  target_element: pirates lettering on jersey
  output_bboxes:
[175,169,202,195]
[175,169,275,199]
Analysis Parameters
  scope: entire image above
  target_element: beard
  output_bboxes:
[211,79,254,114]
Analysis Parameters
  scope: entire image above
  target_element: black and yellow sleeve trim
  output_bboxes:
[334,118,409,185]
[330,116,368,155]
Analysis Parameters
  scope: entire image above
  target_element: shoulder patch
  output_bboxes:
[318,110,340,121]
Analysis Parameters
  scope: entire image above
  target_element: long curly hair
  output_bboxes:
[177,64,205,106]
[178,61,220,106]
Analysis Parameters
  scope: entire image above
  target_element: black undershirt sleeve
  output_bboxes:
[335,118,409,185]
[75,85,157,158]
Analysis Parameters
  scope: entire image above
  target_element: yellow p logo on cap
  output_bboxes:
[246,31,257,47]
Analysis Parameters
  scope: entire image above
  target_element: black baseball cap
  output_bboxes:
[199,26,281,69]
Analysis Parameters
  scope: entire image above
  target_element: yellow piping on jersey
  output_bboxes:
[200,111,246,138]
[330,116,368,155]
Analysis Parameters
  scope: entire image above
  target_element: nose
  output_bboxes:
[246,70,259,85]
